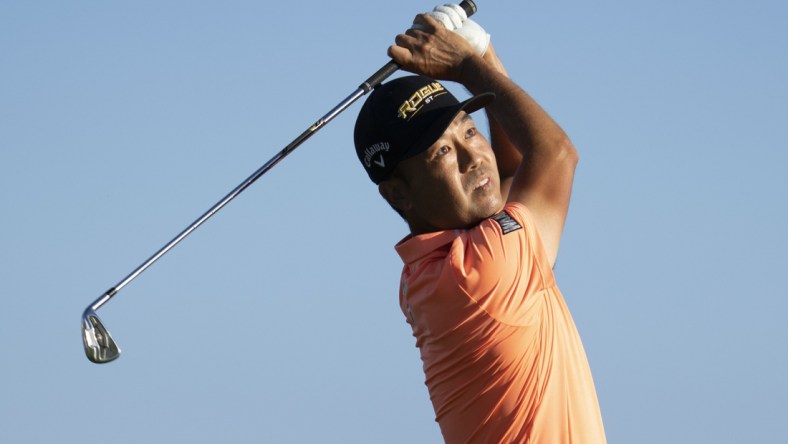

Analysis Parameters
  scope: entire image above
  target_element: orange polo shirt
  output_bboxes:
[396,203,606,443]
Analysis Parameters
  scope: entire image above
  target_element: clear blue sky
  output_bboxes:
[2,1,786,442]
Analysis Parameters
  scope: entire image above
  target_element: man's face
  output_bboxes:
[386,112,504,233]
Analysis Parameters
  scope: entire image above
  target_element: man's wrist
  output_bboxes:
[456,54,495,92]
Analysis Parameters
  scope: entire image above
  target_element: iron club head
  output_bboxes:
[82,308,121,363]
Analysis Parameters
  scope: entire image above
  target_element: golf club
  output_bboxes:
[81,0,478,364]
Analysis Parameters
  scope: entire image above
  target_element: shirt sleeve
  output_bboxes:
[449,203,556,326]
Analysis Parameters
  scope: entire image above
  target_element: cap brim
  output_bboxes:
[401,92,496,161]
[461,91,496,114]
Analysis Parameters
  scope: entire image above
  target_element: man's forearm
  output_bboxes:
[479,44,521,195]
[459,52,577,266]
[459,54,573,169]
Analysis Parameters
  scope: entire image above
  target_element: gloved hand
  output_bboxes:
[423,3,491,56]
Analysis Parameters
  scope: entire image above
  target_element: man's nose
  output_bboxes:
[458,143,483,173]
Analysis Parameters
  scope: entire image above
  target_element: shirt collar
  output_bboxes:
[394,229,466,265]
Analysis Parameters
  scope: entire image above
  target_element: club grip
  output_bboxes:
[361,61,400,93]
[460,0,477,17]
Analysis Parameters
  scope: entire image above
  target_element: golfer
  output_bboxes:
[354,6,606,443]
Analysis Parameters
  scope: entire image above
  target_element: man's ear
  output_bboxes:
[378,178,412,213]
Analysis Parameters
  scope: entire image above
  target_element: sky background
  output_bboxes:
[2,1,786,442]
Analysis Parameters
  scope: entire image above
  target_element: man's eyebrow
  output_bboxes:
[442,112,473,136]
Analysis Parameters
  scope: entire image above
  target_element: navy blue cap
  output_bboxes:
[354,75,494,184]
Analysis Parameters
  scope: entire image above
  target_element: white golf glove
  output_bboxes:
[421,3,491,56]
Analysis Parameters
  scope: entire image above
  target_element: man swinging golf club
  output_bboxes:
[354,5,606,443]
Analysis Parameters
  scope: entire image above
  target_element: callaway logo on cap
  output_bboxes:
[354,75,494,184]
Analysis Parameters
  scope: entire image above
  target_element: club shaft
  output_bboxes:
[88,0,479,312]
[89,86,371,311]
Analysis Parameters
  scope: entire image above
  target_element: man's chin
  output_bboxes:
[478,196,505,219]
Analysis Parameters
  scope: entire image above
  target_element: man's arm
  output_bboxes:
[479,43,521,200]
[389,14,578,267]
[466,55,578,268]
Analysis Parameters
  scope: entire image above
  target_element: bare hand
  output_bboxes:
[387,14,478,82]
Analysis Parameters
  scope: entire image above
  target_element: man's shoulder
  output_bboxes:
[396,203,533,266]
[475,202,531,239]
